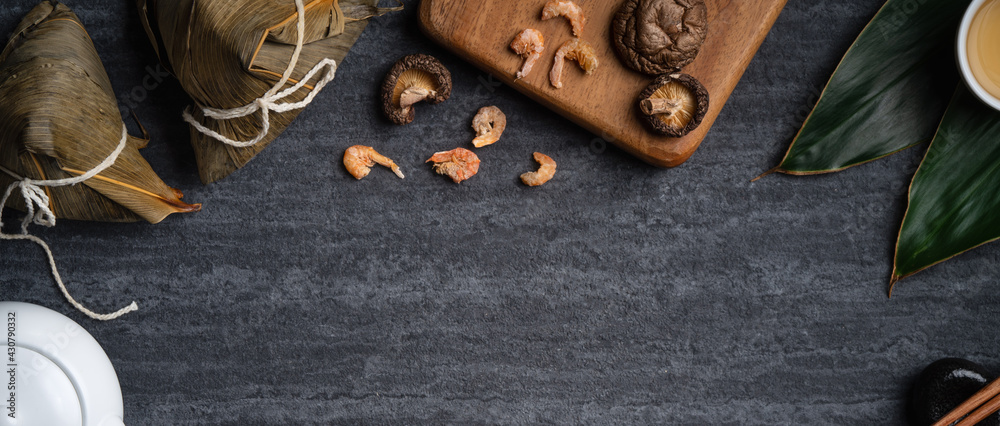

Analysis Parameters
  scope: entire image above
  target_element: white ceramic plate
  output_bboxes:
[0,302,125,426]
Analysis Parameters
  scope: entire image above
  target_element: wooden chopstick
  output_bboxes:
[955,393,1000,426]
[933,375,1000,426]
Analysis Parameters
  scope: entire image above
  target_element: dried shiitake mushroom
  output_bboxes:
[638,73,708,137]
[381,54,452,125]
[612,0,708,75]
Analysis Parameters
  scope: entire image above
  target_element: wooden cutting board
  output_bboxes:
[419,0,787,167]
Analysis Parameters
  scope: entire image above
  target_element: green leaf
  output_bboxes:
[774,0,966,175]
[893,89,1000,285]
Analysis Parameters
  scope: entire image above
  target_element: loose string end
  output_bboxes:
[85,301,139,322]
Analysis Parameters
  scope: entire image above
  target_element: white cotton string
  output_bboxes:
[182,0,338,147]
[0,125,139,321]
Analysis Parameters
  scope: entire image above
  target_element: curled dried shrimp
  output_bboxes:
[343,145,404,180]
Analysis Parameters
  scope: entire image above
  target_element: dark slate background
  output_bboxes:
[2,0,999,424]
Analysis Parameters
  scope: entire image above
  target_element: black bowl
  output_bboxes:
[909,358,1000,426]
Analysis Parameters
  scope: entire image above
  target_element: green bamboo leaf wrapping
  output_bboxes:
[775,0,966,174]
[893,89,1000,284]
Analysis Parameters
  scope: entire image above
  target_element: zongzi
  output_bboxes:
[0,1,201,224]
[0,0,200,321]
[137,0,401,184]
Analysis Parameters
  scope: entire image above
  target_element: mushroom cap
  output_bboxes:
[613,0,709,75]
[638,73,709,137]
[380,54,453,125]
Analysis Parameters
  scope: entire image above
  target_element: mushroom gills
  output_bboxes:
[644,81,696,132]
[393,68,439,110]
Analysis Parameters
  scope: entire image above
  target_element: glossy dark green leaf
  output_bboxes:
[774,0,966,174]
[892,89,1000,285]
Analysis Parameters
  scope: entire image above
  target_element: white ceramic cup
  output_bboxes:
[958,0,1000,111]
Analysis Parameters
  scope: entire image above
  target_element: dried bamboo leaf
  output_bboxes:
[137,0,400,184]
[0,1,200,224]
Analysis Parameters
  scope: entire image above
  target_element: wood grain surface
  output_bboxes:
[419,0,788,167]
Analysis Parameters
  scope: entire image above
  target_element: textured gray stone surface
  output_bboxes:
[2,0,999,424]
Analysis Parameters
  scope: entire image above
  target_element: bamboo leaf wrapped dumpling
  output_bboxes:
[0,1,201,223]
[137,0,401,184]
